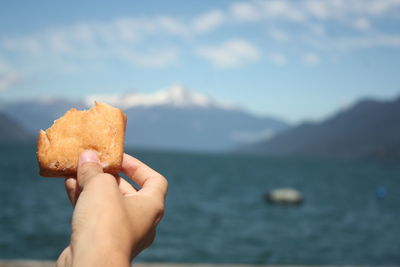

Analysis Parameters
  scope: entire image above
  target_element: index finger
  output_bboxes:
[122,153,168,199]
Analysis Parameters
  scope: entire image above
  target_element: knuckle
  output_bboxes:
[159,173,168,184]
[78,165,92,179]
[152,200,165,220]
[161,175,168,188]
[79,163,101,178]
[155,173,168,192]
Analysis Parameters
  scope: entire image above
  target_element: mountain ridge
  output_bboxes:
[242,96,400,158]
[0,85,289,151]
[0,111,33,142]
[84,84,240,111]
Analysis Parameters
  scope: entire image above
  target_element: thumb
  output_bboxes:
[77,150,103,189]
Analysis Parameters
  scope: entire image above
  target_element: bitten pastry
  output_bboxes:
[37,102,126,177]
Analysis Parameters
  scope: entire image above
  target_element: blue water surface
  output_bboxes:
[0,144,399,264]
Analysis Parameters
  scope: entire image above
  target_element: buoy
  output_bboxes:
[265,188,304,205]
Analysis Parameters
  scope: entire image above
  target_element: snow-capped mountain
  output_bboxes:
[1,84,289,151]
[84,84,237,110]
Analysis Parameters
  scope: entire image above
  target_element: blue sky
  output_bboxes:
[1,0,400,122]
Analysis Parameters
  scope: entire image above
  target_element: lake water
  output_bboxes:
[0,144,399,264]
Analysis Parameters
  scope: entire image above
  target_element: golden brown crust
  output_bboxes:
[37,102,126,177]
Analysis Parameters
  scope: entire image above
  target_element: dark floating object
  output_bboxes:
[265,188,304,205]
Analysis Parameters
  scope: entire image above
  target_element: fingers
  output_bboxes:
[115,176,137,195]
[77,150,104,189]
[65,177,79,206]
[69,151,138,201]
[122,153,168,199]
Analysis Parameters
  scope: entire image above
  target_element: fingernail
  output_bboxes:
[79,150,99,165]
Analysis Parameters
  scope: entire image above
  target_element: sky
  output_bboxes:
[0,0,400,123]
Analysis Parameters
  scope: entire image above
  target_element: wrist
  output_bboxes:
[71,241,131,267]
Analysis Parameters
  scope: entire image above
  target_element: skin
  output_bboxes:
[56,150,168,267]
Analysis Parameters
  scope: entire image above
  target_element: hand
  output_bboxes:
[56,150,168,267]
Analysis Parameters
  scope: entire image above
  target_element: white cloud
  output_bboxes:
[309,23,326,36]
[72,23,95,43]
[231,2,262,21]
[2,36,42,56]
[116,47,179,68]
[304,0,400,19]
[263,0,306,21]
[157,16,187,35]
[230,0,400,24]
[353,18,371,31]
[368,0,400,15]
[302,52,321,65]
[231,1,307,22]
[193,10,225,33]
[305,0,332,19]
[196,39,261,68]
[0,72,19,91]
[0,11,222,70]
[49,32,74,54]
[0,16,186,69]
[304,32,400,53]
[0,61,20,91]
[269,28,290,42]
[1,0,400,73]
[335,34,400,49]
[268,52,287,65]
[111,18,147,42]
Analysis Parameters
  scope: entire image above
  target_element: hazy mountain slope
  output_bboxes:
[124,106,287,151]
[245,97,400,157]
[3,99,85,133]
[0,112,32,142]
[1,85,289,151]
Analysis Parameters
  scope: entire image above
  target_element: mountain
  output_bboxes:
[243,96,400,158]
[0,85,289,151]
[2,98,86,134]
[0,111,32,142]
[123,105,287,151]
[84,84,233,110]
